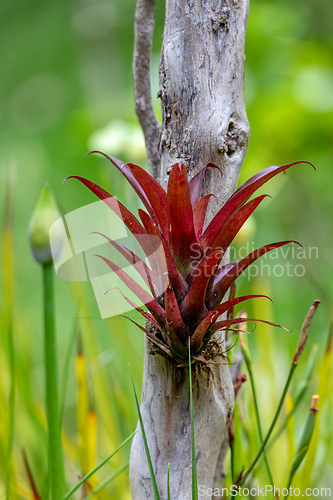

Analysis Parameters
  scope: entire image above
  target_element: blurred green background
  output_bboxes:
[1,0,333,498]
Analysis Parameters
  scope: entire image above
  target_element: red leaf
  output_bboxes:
[139,209,189,301]
[180,250,222,325]
[165,282,191,343]
[208,241,300,307]
[66,177,170,294]
[92,232,158,299]
[201,161,314,250]
[165,321,189,359]
[190,295,269,352]
[88,151,169,242]
[122,316,181,362]
[66,175,147,242]
[204,195,269,256]
[96,254,166,324]
[189,163,222,206]
[210,317,288,335]
[192,316,288,355]
[230,161,315,203]
[193,194,216,240]
[168,164,200,276]
[105,287,165,333]
[205,262,236,308]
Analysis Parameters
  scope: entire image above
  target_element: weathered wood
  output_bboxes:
[158,0,250,201]
[131,349,234,499]
[131,0,250,498]
[133,0,161,178]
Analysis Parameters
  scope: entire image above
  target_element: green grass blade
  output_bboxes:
[63,431,136,499]
[230,442,236,485]
[269,344,319,446]
[167,463,171,500]
[241,335,275,489]
[240,363,297,486]
[284,395,319,499]
[189,345,198,500]
[59,319,78,426]
[130,371,161,500]
[2,166,16,500]
[5,304,15,500]
[84,463,129,499]
[240,300,319,487]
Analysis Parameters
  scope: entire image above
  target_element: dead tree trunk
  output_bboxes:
[131,0,250,498]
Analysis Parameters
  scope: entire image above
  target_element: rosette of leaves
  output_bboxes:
[67,153,313,364]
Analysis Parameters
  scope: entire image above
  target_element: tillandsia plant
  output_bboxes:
[67,153,313,364]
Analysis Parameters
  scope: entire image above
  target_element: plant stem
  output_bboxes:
[84,463,129,499]
[284,478,292,500]
[131,372,160,500]
[3,167,15,500]
[240,363,297,486]
[43,263,65,499]
[64,432,136,499]
[60,319,78,426]
[189,346,198,500]
[230,443,236,485]
[5,298,15,500]
[167,463,171,500]
[247,361,276,491]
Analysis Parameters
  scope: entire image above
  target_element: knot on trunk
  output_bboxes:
[211,7,231,32]
[218,120,249,158]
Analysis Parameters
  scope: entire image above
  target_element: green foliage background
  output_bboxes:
[0,0,332,497]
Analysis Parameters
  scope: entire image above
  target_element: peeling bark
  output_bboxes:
[130,0,250,498]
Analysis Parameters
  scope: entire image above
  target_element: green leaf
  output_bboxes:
[130,372,161,500]
[84,463,129,499]
[63,431,136,499]
[167,463,171,500]
[189,345,198,500]
[240,363,298,486]
[287,396,319,491]
[59,319,78,426]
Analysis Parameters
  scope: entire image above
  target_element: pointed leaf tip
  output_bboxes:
[202,160,315,252]
[189,162,222,206]
[89,151,170,241]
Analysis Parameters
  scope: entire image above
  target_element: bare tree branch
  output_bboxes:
[133,0,161,177]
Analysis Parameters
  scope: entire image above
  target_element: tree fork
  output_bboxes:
[131,0,250,498]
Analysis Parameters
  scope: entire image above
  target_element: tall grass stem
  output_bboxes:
[59,320,78,425]
[240,363,297,485]
[246,356,276,491]
[167,463,171,500]
[2,167,16,500]
[43,263,65,499]
[63,432,135,499]
[130,371,161,500]
[189,346,198,500]
[84,463,129,499]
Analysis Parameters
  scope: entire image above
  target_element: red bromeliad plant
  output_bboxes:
[67,154,313,364]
